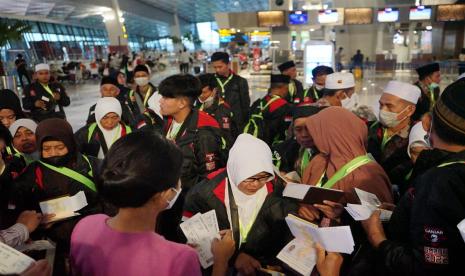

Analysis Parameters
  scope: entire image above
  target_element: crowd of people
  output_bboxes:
[1,50,465,276]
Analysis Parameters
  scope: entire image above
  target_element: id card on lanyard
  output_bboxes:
[41,84,60,112]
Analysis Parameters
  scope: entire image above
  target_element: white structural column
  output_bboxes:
[103,0,129,52]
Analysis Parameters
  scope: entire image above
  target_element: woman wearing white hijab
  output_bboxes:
[183,134,297,275]
[75,97,131,159]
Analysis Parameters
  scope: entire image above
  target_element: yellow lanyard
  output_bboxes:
[238,207,259,244]
[429,90,436,107]
[40,83,54,99]
[289,81,296,97]
[216,74,234,94]
[381,128,392,152]
[317,155,372,189]
[313,86,319,100]
[300,149,311,177]
[142,87,152,107]
[167,121,183,140]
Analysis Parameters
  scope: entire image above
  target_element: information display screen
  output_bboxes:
[409,6,432,20]
[304,43,334,85]
[318,9,339,24]
[258,11,285,27]
[344,8,372,24]
[377,8,399,22]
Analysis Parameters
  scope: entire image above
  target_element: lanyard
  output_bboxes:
[300,149,311,177]
[6,146,33,165]
[313,86,319,100]
[167,121,183,140]
[40,83,55,99]
[289,81,296,97]
[437,161,465,168]
[238,207,259,245]
[429,89,436,107]
[216,74,234,95]
[319,155,372,189]
[38,160,96,192]
[381,128,392,152]
[143,87,152,107]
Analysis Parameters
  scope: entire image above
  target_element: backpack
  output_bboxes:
[243,96,280,142]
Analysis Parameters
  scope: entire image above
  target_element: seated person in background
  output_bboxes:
[273,104,324,179]
[76,97,131,159]
[307,65,334,102]
[367,81,421,190]
[71,131,235,276]
[86,76,136,127]
[318,72,354,107]
[300,107,393,222]
[0,89,25,128]
[10,118,102,275]
[184,134,298,275]
[196,73,237,143]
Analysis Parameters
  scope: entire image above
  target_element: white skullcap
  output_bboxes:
[407,121,429,158]
[95,97,122,123]
[35,63,50,72]
[325,72,355,90]
[383,81,421,104]
[9,119,38,137]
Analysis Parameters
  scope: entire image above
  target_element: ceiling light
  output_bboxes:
[426,25,432,30]
[310,28,315,32]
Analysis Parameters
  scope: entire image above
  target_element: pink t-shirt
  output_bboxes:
[70,214,201,276]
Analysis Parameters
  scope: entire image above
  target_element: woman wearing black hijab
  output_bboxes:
[10,118,103,275]
[0,89,25,128]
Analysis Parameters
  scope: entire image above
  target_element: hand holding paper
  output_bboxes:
[39,191,88,224]
[344,188,392,222]
[0,242,35,274]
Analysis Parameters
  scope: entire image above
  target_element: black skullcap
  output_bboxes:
[416,63,440,80]
[433,78,465,134]
[100,76,119,87]
[312,66,334,78]
[134,64,149,74]
[211,52,230,63]
[292,104,324,120]
[270,74,290,84]
[278,61,296,72]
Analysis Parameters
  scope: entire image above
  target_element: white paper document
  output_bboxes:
[283,183,310,200]
[345,188,392,222]
[457,219,465,242]
[39,191,88,223]
[0,242,35,274]
[345,204,392,222]
[278,214,355,275]
[180,210,220,269]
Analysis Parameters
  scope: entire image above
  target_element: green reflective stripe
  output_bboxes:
[300,149,311,177]
[303,88,309,98]
[381,128,392,152]
[322,155,372,189]
[40,83,55,99]
[221,137,227,150]
[87,123,97,143]
[313,86,319,100]
[404,169,413,181]
[437,161,465,168]
[129,90,134,98]
[7,146,32,165]
[6,146,13,156]
[38,161,96,192]
[125,125,132,134]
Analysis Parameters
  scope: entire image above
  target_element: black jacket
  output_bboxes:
[374,149,465,276]
[214,73,250,130]
[285,79,306,104]
[75,122,132,158]
[9,154,102,247]
[413,81,440,122]
[194,96,238,145]
[23,81,70,122]
[127,83,157,116]
[273,138,301,173]
[183,168,298,266]
[163,110,226,191]
[367,121,412,187]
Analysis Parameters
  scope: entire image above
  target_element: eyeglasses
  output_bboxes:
[243,174,272,184]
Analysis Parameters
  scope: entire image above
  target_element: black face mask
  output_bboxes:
[41,153,72,167]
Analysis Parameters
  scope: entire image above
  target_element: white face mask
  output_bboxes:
[165,187,182,210]
[379,106,408,128]
[134,77,149,87]
[341,93,358,111]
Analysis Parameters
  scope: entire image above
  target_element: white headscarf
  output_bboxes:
[408,121,429,157]
[95,97,122,158]
[225,134,275,244]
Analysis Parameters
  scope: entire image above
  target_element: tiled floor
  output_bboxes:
[62,66,459,131]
